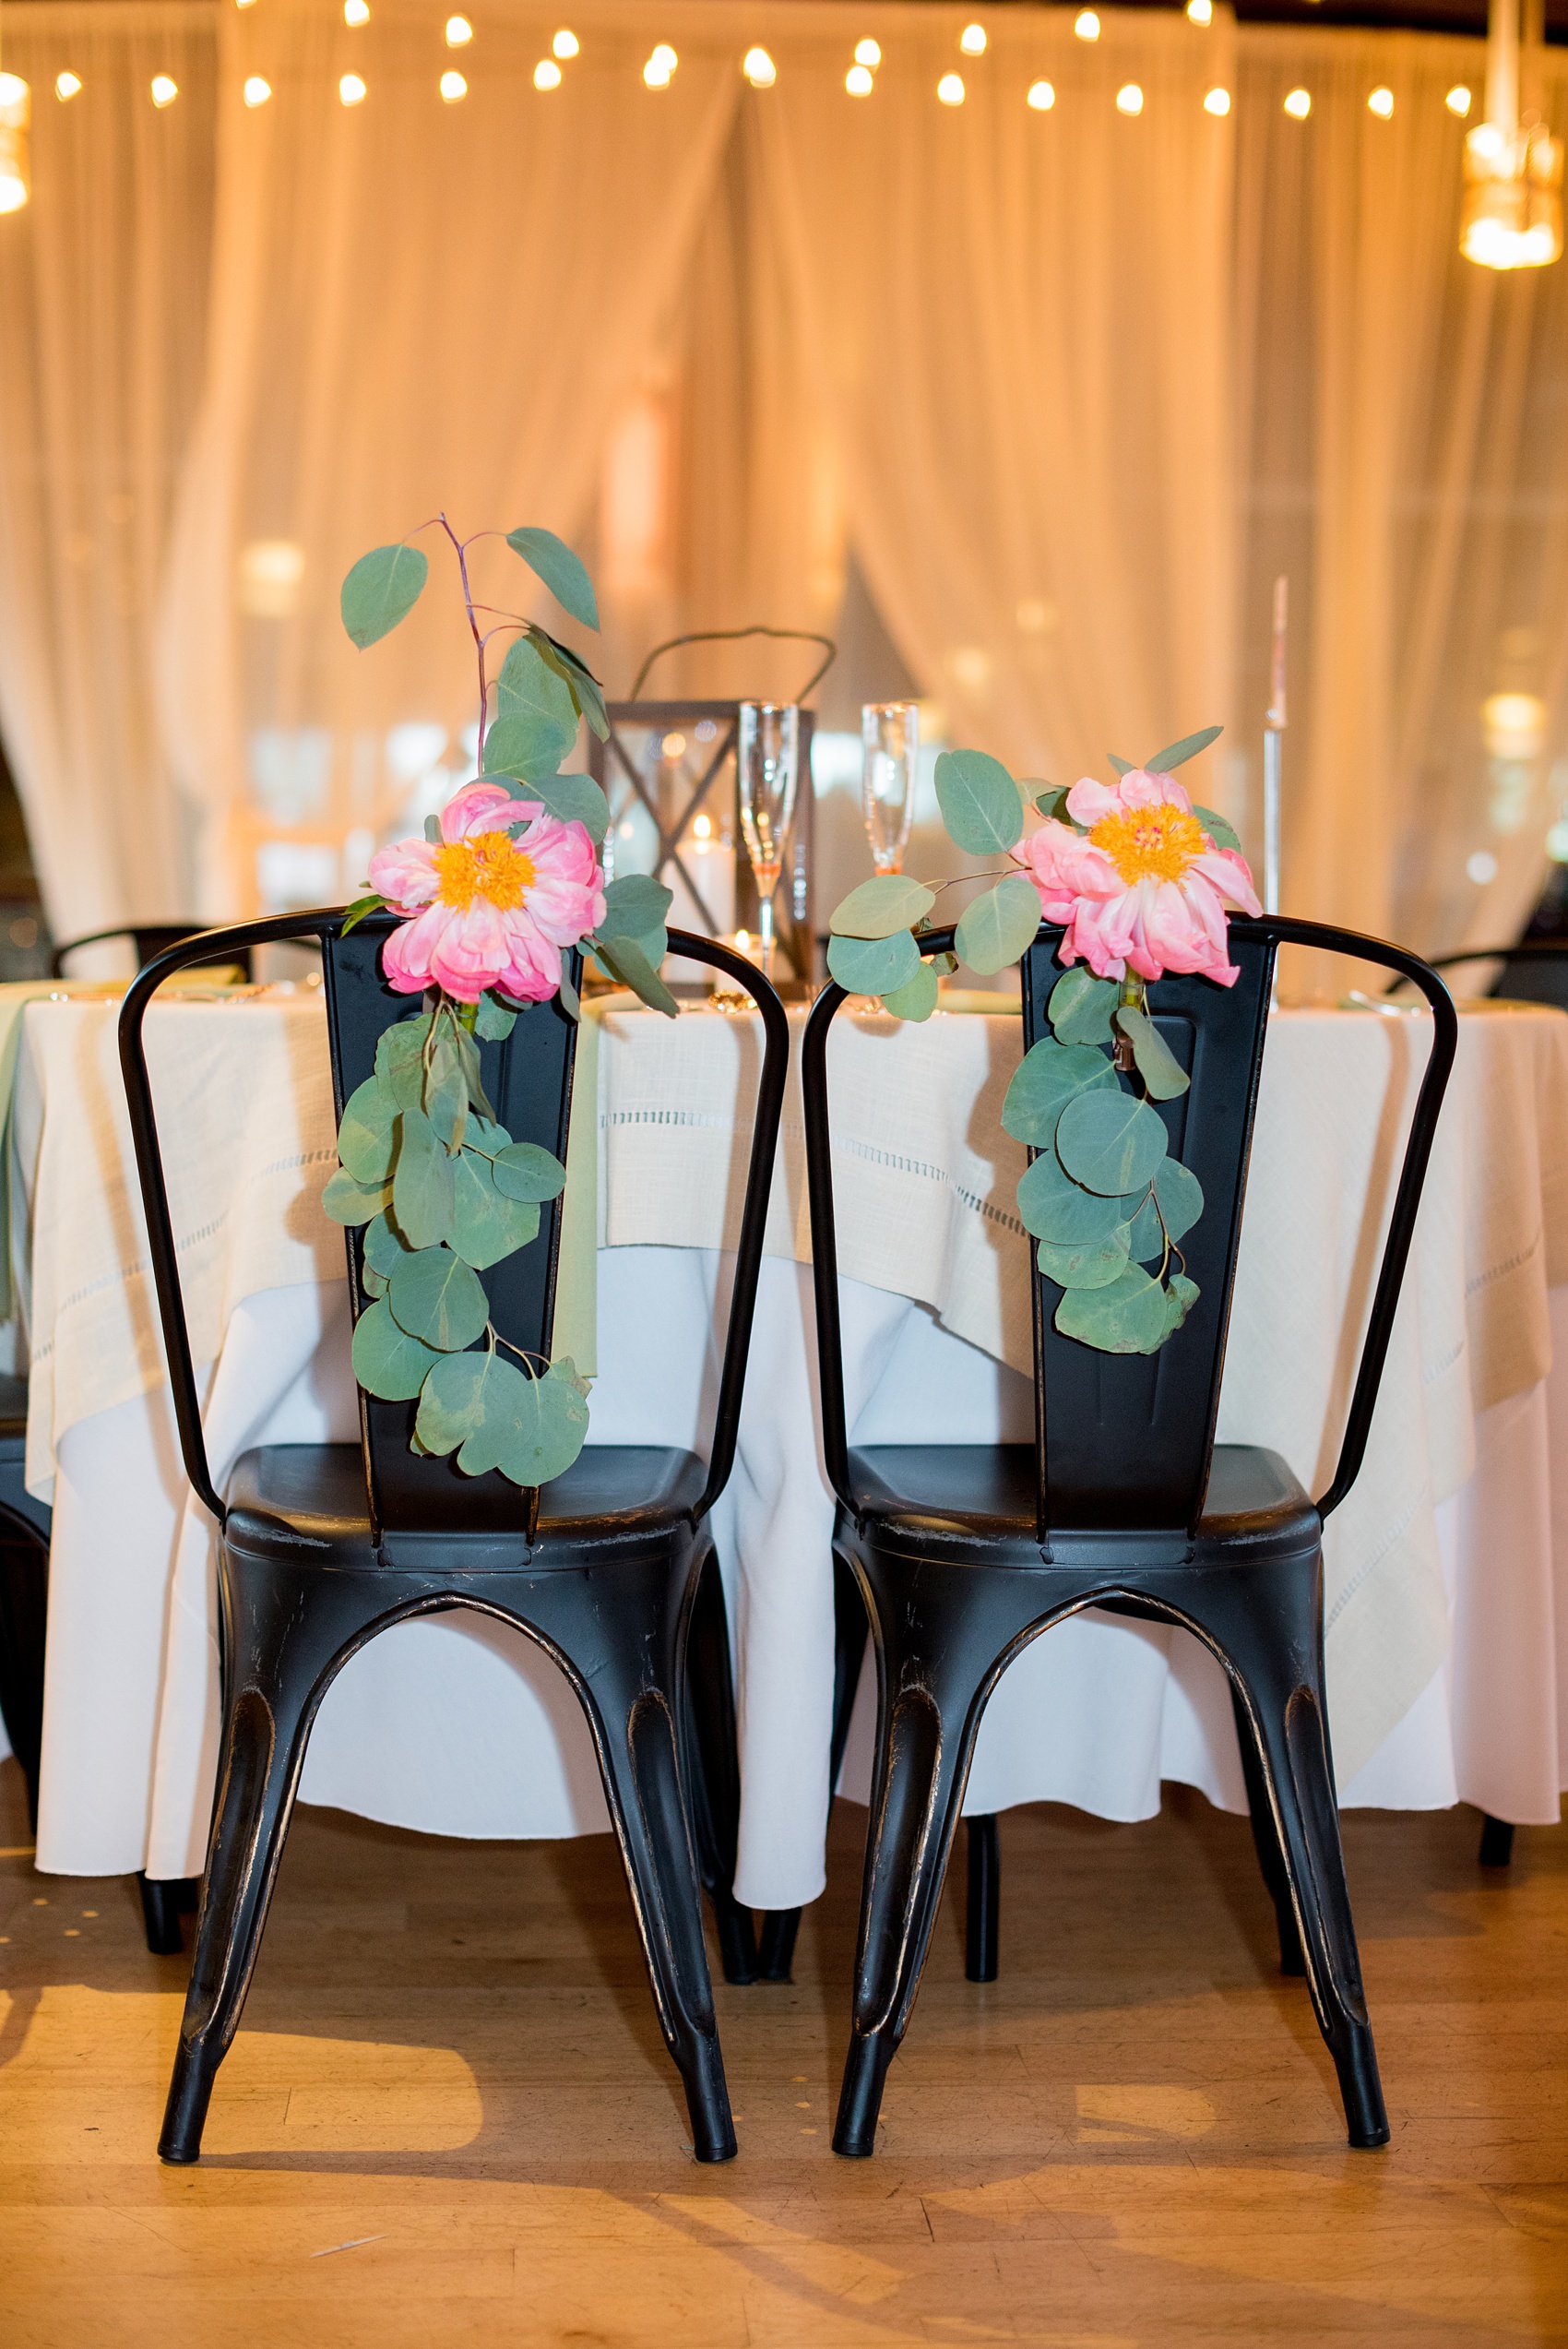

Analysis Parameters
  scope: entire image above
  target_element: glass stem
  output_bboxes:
[758,888,777,980]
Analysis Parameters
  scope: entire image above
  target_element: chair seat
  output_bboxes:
[224,1441,708,1568]
[847,1440,1318,1558]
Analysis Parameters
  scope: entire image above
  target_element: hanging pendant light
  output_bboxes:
[1461,0,1562,269]
[0,0,30,218]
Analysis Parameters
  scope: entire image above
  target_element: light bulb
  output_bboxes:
[442,69,468,101]
[651,44,677,71]
[846,65,873,96]
[0,73,29,213]
[243,76,271,106]
[339,73,366,106]
[55,72,82,101]
[1204,86,1230,116]
[937,73,965,106]
[1446,85,1472,117]
[344,0,369,23]
[1027,79,1055,112]
[552,30,578,60]
[959,23,987,55]
[644,57,671,88]
[1284,87,1312,120]
[742,47,776,89]
[534,59,562,89]
[445,16,471,44]
[1368,86,1394,119]
[1116,83,1144,115]
[1188,0,1213,20]
[854,39,881,67]
[1075,10,1099,41]
[150,75,178,107]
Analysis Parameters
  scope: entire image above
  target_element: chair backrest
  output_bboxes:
[119,912,790,1543]
[802,914,1455,1543]
[52,924,255,982]
[1429,940,1568,1016]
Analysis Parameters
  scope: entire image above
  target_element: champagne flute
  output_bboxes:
[861,701,920,874]
[737,702,800,983]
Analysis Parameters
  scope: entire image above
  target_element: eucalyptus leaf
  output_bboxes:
[422,1031,468,1152]
[340,893,386,937]
[350,1295,444,1400]
[1034,786,1073,824]
[591,929,678,1016]
[494,632,580,735]
[424,815,443,845]
[1192,803,1242,853]
[1125,1193,1166,1263]
[830,875,936,939]
[386,1243,489,1352]
[1055,1090,1168,1197]
[413,1348,498,1455]
[600,873,673,943]
[505,525,600,631]
[1000,1036,1117,1148]
[1146,723,1223,774]
[1152,1155,1204,1242]
[1049,966,1117,1047]
[475,993,517,1043]
[362,1210,413,1280]
[882,962,939,1022]
[448,1018,494,1120]
[529,626,609,741]
[955,874,1041,974]
[340,543,429,649]
[376,1014,432,1111]
[1167,1272,1201,1328]
[457,1357,591,1485]
[391,1107,457,1249]
[1017,1151,1127,1246]
[826,927,921,998]
[338,1078,398,1185]
[1055,1264,1172,1353]
[933,748,1025,855]
[361,1262,388,1298]
[481,709,578,783]
[491,1142,568,1202]
[1108,755,1134,777]
[557,959,580,1021]
[450,1150,542,1270]
[1036,1224,1134,1290]
[522,769,612,846]
[323,1167,392,1225]
[1113,1006,1191,1099]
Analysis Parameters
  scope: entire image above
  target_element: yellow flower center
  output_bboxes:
[1089,801,1206,886]
[432,829,535,913]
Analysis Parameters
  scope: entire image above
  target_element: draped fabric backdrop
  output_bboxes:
[1,1,1567,949]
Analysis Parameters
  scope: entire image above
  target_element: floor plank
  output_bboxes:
[0,1759,1562,2346]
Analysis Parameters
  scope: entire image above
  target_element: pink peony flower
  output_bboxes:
[367,779,605,1005]
[1016,768,1260,987]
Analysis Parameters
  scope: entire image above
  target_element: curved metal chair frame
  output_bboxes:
[53,924,255,981]
[801,914,1456,2157]
[119,912,789,2166]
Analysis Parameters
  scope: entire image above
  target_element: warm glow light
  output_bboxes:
[959,23,987,55]
[742,46,777,88]
[344,0,369,22]
[1284,87,1312,119]
[55,72,82,101]
[339,73,367,106]
[937,72,965,106]
[1204,86,1230,115]
[1075,10,1100,40]
[0,74,29,213]
[1368,86,1394,118]
[1116,82,1144,115]
[1028,78,1055,111]
[694,813,712,840]
[1187,0,1213,20]
[442,69,468,101]
[1462,119,1563,269]
[651,44,677,70]
[644,44,677,88]
[534,59,562,89]
[243,75,271,106]
[847,65,873,96]
[1447,84,1473,117]
[445,15,471,44]
[855,38,881,67]
[553,29,579,59]
[150,75,179,108]
[1482,690,1546,758]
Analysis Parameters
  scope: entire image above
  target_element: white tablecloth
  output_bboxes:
[10,989,1568,1905]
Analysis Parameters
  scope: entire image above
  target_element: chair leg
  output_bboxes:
[756,1547,871,1983]
[1479,1815,1515,1867]
[1229,1684,1305,1975]
[1218,1568,1389,2150]
[681,1548,757,1985]
[965,1814,1000,1983]
[0,1533,48,1831]
[138,1874,199,1957]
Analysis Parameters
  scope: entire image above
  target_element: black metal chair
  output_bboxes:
[802,915,1456,2158]
[0,1375,51,1830]
[53,924,255,981]
[118,910,788,2166]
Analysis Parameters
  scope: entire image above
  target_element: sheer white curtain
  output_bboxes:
[157,0,740,917]
[0,2,215,940]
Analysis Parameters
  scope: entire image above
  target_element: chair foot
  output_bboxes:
[711,1892,759,1985]
[139,1873,197,1957]
[1336,2031,1392,2149]
[681,2030,738,2163]
[833,2031,896,2157]
[1479,1815,1515,1867]
[158,2044,217,2164]
[965,1814,999,1982]
[757,1908,801,1982]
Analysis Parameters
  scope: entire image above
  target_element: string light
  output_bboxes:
[1116,83,1144,115]
[1075,11,1100,40]
[1188,0,1213,21]
[243,75,271,106]
[1448,85,1473,116]
[1284,87,1312,118]
[552,30,579,60]
[742,47,776,89]
[644,44,677,89]
[150,75,179,108]
[846,65,873,96]
[855,39,881,67]
[1028,79,1055,112]
[959,23,987,55]
[344,0,369,23]
[937,72,965,106]
[1368,86,1394,118]
[339,73,366,106]
[55,72,82,101]
[0,75,29,213]
[445,16,471,46]
[534,59,561,89]
[1204,86,1230,115]
[1460,0,1562,269]
[442,70,468,101]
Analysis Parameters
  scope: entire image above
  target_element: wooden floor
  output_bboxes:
[0,1758,1563,2347]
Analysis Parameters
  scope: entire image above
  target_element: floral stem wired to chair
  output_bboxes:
[117,524,788,2165]
[810,736,1456,2154]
